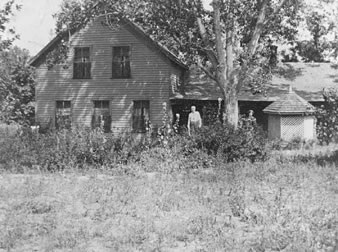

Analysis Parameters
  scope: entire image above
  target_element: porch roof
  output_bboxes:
[178,62,338,102]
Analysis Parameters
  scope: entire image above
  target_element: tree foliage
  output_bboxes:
[0,1,34,125]
[0,46,35,125]
[296,9,334,62]
[281,0,338,62]
[316,88,338,145]
[0,0,20,51]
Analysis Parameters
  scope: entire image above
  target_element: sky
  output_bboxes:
[2,0,64,55]
[3,0,212,56]
[2,0,335,57]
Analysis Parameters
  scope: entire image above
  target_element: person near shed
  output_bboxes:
[247,110,256,126]
[187,105,202,136]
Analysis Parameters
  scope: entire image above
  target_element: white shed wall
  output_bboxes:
[303,116,315,140]
[268,115,281,140]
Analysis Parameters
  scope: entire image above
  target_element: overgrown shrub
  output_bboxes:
[138,134,215,172]
[316,88,338,144]
[0,116,270,172]
[0,126,149,171]
[193,122,269,162]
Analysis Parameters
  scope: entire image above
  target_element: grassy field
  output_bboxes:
[0,158,337,251]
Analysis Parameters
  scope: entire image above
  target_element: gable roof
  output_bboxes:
[263,86,315,115]
[28,33,64,67]
[28,16,188,70]
[180,62,338,102]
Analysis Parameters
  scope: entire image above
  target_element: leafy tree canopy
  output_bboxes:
[0,1,35,126]
[0,46,35,125]
[53,0,300,65]
[0,0,20,51]
[281,0,338,62]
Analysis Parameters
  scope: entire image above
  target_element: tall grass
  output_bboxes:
[0,159,337,251]
[0,122,270,173]
[0,124,337,250]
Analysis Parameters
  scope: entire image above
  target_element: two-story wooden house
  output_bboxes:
[29,16,187,133]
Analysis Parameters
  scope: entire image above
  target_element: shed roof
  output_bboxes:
[262,86,315,115]
[181,62,338,102]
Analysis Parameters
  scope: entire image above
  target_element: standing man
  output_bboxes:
[187,105,202,136]
[247,110,256,126]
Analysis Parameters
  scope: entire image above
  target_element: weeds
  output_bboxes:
[0,120,337,250]
[0,158,337,251]
[0,119,271,173]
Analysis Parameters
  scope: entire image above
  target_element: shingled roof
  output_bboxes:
[263,86,315,115]
[181,62,338,102]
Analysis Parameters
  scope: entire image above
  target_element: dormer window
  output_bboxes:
[73,47,91,79]
[112,46,131,78]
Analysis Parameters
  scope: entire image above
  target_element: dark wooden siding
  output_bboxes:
[35,17,184,132]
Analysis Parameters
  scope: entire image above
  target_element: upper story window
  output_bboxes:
[55,100,71,130]
[73,47,91,79]
[92,100,111,133]
[112,46,131,79]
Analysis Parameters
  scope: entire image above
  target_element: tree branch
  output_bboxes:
[247,0,268,56]
[196,17,219,68]
[225,0,234,80]
[271,0,288,19]
[212,0,226,72]
[264,0,298,26]
[197,61,217,81]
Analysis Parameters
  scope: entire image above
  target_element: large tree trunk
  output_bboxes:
[212,0,238,127]
[207,0,272,128]
[224,94,238,127]
[223,76,239,127]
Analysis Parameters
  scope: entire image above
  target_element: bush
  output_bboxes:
[316,88,338,145]
[193,122,269,162]
[0,126,149,171]
[0,119,269,172]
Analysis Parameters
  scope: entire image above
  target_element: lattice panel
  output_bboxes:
[281,116,304,140]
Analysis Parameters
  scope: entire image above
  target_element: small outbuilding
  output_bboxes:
[263,86,316,141]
